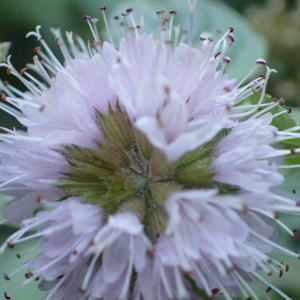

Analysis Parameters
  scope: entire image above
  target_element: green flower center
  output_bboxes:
[58,102,234,241]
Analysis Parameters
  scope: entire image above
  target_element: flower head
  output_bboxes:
[1,3,300,300]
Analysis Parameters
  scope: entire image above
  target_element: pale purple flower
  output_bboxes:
[1,3,300,300]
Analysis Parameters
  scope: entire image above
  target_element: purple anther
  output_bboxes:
[200,36,206,41]
[256,58,266,65]
[91,18,98,24]
[126,8,133,13]
[223,56,231,63]
[227,33,235,43]
[122,12,128,17]
[156,11,162,14]
[55,37,60,41]
[114,15,119,20]
[38,36,44,42]
[4,292,11,300]
[286,107,292,113]
[3,273,10,281]
[83,15,91,20]
[100,6,106,11]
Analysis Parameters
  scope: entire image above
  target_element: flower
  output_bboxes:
[1,3,300,300]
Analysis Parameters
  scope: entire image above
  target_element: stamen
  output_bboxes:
[233,271,260,300]
[249,229,299,258]
[100,7,115,47]
[186,0,197,46]
[81,249,102,291]
[44,275,68,300]
[231,67,276,118]
[26,26,63,69]
[168,11,177,41]
[252,272,292,300]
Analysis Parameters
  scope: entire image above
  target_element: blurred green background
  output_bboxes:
[1,0,300,299]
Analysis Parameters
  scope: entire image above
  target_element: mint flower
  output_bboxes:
[1,4,300,300]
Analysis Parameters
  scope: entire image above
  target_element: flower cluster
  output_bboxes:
[1,3,300,300]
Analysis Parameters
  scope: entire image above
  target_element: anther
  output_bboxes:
[267,258,272,263]
[128,27,136,31]
[164,16,169,22]
[3,273,10,281]
[268,271,273,276]
[161,8,166,13]
[293,229,297,239]
[256,58,266,65]
[246,297,252,300]
[114,15,119,20]
[225,103,232,111]
[279,269,283,278]
[214,52,221,59]
[224,86,231,92]
[32,46,41,53]
[286,107,292,113]
[80,288,87,293]
[126,8,133,13]
[55,37,60,41]
[83,15,91,20]
[4,81,9,86]
[4,292,10,300]
[229,26,234,32]
[227,33,235,43]
[117,57,121,63]
[6,68,10,75]
[39,105,45,112]
[16,254,21,259]
[252,87,258,94]
[38,36,44,42]
[274,212,279,219]
[20,68,27,75]
[25,270,33,279]
[156,11,162,14]
[165,40,173,45]
[7,241,14,249]
[216,29,222,34]
[291,148,296,154]
[212,288,219,294]
[164,86,170,94]
[278,97,285,105]
[91,18,98,24]
[37,195,42,203]
[35,277,40,281]
[157,118,164,128]
[260,74,266,78]
[223,56,231,63]
[0,93,6,101]
[266,287,272,292]
[73,250,78,255]
[272,98,279,102]
[100,6,106,11]
[286,264,290,272]
[169,10,177,15]
[122,12,128,17]
[200,36,206,41]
